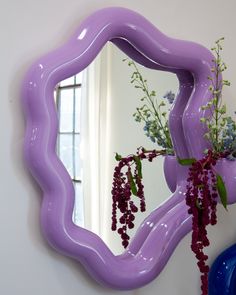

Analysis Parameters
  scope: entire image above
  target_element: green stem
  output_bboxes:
[132,62,172,149]
[213,42,222,152]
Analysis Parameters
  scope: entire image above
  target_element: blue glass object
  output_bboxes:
[209,244,236,294]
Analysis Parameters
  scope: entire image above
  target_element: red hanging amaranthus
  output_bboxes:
[111,148,228,295]
[111,147,166,248]
[184,150,227,295]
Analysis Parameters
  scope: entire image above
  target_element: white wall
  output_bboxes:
[1,0,236,294]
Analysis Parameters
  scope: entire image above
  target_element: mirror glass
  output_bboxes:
[54,42,179,254]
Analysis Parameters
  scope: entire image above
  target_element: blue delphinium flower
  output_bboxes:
[222,118,236,147]
[143,121,151,132]
[143,119,170,148]
[163,91,175,104]
[222,117,236,160]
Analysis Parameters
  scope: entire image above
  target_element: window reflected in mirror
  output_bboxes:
[55,72,84,227]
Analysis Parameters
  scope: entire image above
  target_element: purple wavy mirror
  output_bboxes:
[21,6,236,290]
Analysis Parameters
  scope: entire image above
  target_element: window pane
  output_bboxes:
[56,72,85,228]
[74,134,82,180]
[73,182,84,227]
[59,89,74,132]
[75,88,82,133]
[60,76,75,87]
[58,134,73,178]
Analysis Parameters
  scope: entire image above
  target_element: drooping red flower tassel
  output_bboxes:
[111,148,165,248]
[185,150,226,295]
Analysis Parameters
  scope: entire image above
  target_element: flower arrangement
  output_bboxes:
[184,38,232,294]
[129,59,175,155]
[111,59,175,246]
[111,38,233,295]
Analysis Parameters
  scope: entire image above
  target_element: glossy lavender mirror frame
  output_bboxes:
[21,7,233,290]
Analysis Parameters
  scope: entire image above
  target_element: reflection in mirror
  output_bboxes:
[55,73,84,227]
[54,42,179,254]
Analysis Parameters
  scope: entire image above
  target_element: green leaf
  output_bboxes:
[133,155,142,179]
[216,174,228,210]
[115,153,122,161]
[127,170,138,196]
[196,199,202,210]
[177,157,196,166]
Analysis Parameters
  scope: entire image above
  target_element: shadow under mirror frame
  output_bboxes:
[22,6,217,290]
